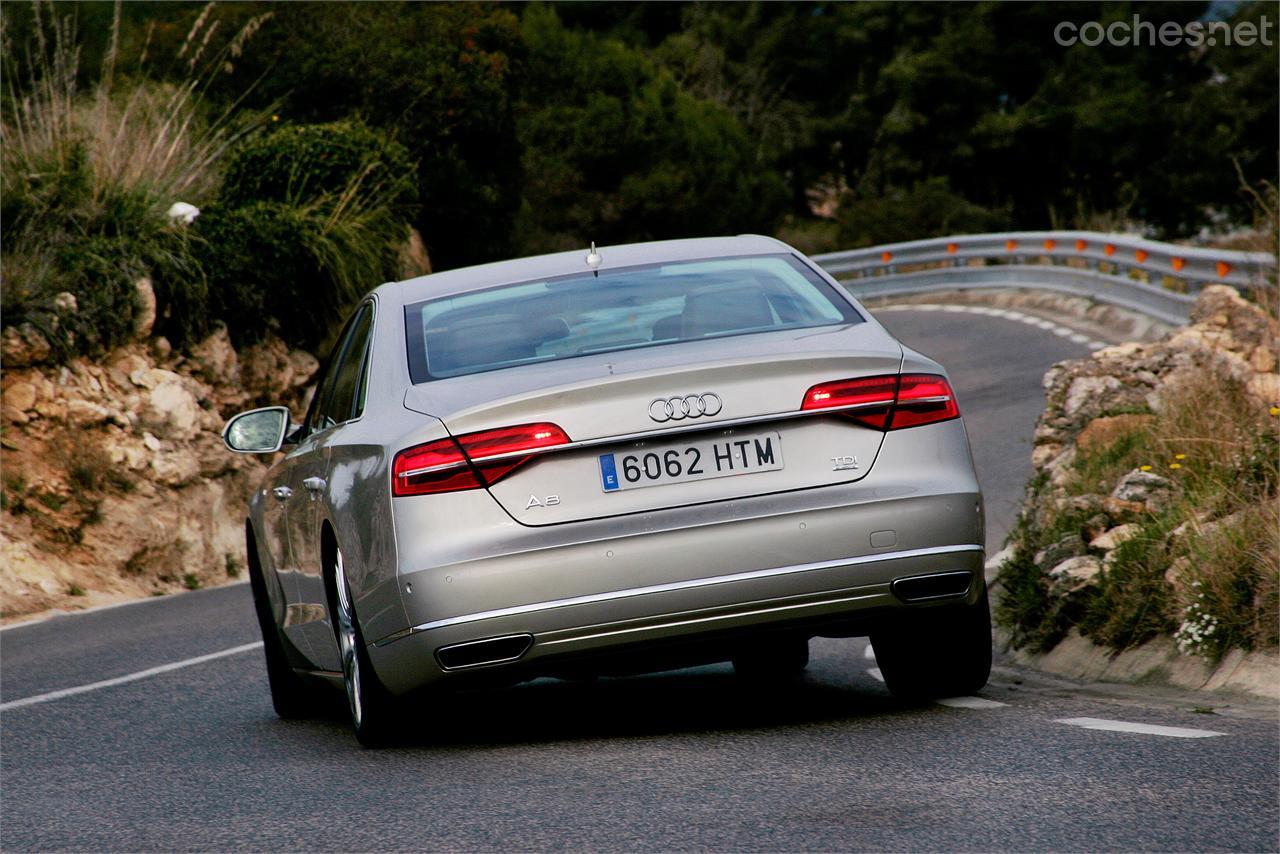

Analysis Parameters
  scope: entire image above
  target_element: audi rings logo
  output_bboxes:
[648,393,723,422]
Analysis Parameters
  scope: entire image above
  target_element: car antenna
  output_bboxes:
[585,241,602,277]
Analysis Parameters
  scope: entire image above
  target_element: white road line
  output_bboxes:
[874,303,1113,353]
[0,641,263,712]
[867,667,884,682]
[0,579,251,633]
[1054,717,1226,738]
[863,644,877,660]
[936,696,1008,709]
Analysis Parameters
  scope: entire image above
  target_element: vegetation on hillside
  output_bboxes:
[1,1,1276,359]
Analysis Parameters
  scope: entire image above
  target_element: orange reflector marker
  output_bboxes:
[1104,243,1116,257]
[946,242,958,254]
[881,251,893,264]
[1043,239,1056,251]
[1135,249,1148,263]
[1005,240,1017,252]
[1171,257,1186,272]
[1217,261,1232,278]
[1075,239,1087,252]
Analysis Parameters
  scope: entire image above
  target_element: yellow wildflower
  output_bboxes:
[1174,453,1186,460]
[1170,463,1182,470]
[1140,465,1152,471]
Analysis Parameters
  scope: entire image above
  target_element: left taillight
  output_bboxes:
[392,422,570,497]
[801,373,959,430]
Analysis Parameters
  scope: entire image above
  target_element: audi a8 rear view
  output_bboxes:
[223,235,991,745]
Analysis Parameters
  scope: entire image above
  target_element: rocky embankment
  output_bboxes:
[995,285,1279,695]
[0,281,317,620]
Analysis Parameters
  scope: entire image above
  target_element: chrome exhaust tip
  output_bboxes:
[435,634,534,671]
[890,570,973,603]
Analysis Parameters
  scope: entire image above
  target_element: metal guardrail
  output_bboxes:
[813,230,1276,325]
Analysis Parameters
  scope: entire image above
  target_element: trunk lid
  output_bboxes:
[403,323,902,525]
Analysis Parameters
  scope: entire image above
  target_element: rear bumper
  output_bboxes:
[371,418,984,695]
[369,509,983,695]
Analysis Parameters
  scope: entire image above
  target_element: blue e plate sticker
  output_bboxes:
[599,454,620,492]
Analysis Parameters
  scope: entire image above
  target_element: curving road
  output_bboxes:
[2,307,1277,852]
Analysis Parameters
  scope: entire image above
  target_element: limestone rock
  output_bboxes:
[1,324,51,367]
[1035,535,1087,570]
[1049,555,1103,592]
[1089,523,1139,551]
[1064,376,1123,417]
[399,227,432,278]
[133,278,157,339]
[1247,372,1280,406]
[1102,496,1147,521]
[1031,443,1062,468]
[5,382,37,413]
[141,376,202,440]
[189,327,238,387]
[1189,284,1277,351]
[1077,414,1156,453]
[1111,469,1173,510]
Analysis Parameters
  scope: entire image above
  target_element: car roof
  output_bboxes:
[381,235,797,306]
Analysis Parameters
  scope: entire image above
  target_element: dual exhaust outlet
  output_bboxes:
[431,571,972,671]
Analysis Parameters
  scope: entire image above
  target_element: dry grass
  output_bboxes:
[2,1,271,215]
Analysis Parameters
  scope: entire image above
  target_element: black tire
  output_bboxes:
[732,635,810,681]
[246,527,321,719]
[326,543,399,748]
[870,586,993,701]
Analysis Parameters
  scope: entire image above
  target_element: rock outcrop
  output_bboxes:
[0,327,317,619]
[1000,284,1278,656]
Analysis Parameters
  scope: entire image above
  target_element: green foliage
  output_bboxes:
[210,2,525,268]
[838,178,1010,248]
[220,121,417,214]
[1078,516,1178,650]
[196,198,403,351]
[514,5,787,252]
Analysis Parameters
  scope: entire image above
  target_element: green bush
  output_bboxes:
[197,200,402,351]
[220,121,417,215]
[196,120,416,350]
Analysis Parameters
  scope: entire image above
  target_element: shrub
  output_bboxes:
[0,8,268,357]
[197,198,404,350]
[220,121,416,214]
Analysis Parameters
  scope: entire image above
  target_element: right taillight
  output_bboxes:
[392,422,570,497]
[801,373,958,430]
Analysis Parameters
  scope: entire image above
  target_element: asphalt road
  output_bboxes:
[3,307,1277,852]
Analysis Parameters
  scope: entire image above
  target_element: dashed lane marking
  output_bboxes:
[875,303,1109,350]
[0,641,264,711]
[863,644,877,660]
[937,696,1008,709]
[867,667,884,682]
[1055,717,1226,738]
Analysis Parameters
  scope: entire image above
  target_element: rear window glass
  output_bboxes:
[404,253,861,382]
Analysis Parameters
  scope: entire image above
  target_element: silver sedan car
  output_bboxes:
[223,235,990,745]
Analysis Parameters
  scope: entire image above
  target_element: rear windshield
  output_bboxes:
[404,253,861,382]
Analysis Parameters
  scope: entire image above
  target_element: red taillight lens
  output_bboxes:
[392,422,569,497]
[801,375,898,429]
[800,374,958,430]
[892,373,960,428]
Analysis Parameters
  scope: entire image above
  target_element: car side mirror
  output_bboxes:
[222,406,290,454]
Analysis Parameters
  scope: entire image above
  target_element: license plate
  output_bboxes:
[599,431,783,492]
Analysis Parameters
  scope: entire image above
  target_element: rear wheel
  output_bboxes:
[328,545,398,748]
[246,529,320,719]
[732,635,810,681]
[870,586,992,701]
